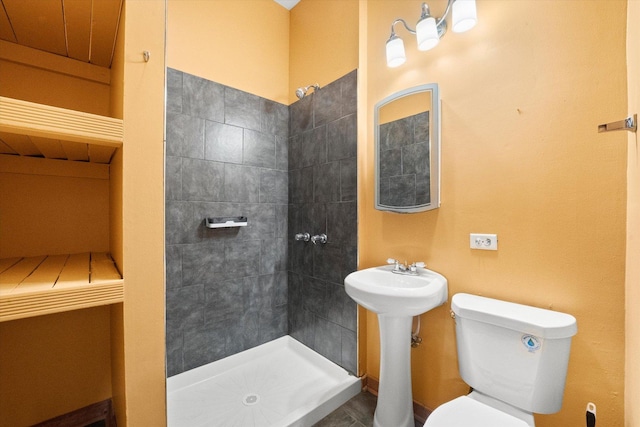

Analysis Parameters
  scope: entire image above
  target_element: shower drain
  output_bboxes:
[242,393,261,406]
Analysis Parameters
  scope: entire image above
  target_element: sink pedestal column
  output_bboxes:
[373,315,414,427]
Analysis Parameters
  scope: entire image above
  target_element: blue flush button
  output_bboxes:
[521,334,541,352]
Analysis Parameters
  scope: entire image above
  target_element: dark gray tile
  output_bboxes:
[313,407,358,427]
[341,328,357,374]
[389,174,416,207]
[340,158,357,202]
[327,202,357,247]
[166,112,205,159]
[276,135,288,171]
[379,117,412,152]
[379,148,402,179]
[181,241,225,286]
[243,203,276,240]
[166,284,204,331]
[315,79,342,127]
[290,167,314,204]
[327,113,357,162]
[224,239,261,279]
[342,392,377,426]
[314,317,342,364]
[402,142,429,175]
[290,94,313,136]
[182,158,225,202]
[273,271,288,307]
[204,121,243,164]
[204,277,246,324]
[166,68,183,114]
[183,73,224,123]
[165,327,183,377]
[301,125,327,168]
[260,237,287,274]
[275,204,288,239]
[223,164,261,203]
[183,323,227,370]
[304,276,327,318]
[414,111,430,143]
[166,201,197,245]
[166,155,182,201]
[166,244,182,290]
[289,134,302,170]
[260,169,288,204]
[225,87,262,131]
[341,70,358,116]
[244,129,276,168]
[315,161,341,203]
[262,99,289,138]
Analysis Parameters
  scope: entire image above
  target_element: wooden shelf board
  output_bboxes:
[0,97,123,155]
[0,252,123,322]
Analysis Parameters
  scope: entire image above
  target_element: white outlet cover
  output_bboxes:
[470,233,498,250]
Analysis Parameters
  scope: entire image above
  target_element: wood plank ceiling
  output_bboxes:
[0,0,123,68]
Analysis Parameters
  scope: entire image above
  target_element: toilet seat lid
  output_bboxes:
[424,396,530,427]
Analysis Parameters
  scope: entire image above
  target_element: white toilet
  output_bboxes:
[425,293,577,427]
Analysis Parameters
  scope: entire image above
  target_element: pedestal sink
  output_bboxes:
[345,264,448,427]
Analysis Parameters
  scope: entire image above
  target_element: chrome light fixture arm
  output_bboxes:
[385,0,476,67]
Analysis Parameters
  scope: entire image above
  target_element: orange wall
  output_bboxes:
[289,0,359,104]
[625,0,639,425]
[111,0,167,425]
[0,307,113,427]
[361,1,627,426]
[167,0,290,104]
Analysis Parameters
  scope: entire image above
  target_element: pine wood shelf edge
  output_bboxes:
[0,96,123,147]
[0,253,124,322]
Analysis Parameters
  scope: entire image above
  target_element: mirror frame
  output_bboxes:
[374,83,441,213]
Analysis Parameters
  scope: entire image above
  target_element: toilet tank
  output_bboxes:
[451,293,577,414]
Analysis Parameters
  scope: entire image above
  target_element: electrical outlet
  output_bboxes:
[470,233,498,250]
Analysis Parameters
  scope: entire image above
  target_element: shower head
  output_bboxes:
[295,84,320,99]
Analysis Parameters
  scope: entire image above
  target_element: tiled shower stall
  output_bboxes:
[165,68,358,377]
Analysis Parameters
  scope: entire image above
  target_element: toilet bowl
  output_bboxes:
[424,293,577,427]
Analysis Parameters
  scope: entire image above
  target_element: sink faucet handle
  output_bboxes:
[414,262,425,268]
[387,258,398,265]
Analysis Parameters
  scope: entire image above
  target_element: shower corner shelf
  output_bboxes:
[0,252,124,322]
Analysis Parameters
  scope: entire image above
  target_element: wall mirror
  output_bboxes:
[374,83,440,213]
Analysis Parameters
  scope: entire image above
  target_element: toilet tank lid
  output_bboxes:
[451,293,577,339]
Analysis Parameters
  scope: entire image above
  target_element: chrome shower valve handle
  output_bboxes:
[295,232,311,242]
[311,234,327,245]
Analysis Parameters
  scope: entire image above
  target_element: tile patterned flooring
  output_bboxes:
[314,392,423,427]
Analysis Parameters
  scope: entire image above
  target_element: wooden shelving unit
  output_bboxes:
[0,253,123,322]
[0,96,125,322]
[0,96,123,163]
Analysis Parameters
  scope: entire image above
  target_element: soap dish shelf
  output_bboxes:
[204,216,248,229]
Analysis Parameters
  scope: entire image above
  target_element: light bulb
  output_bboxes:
[386,35,406,67]
[452,0,477,33]
[416,16,439,51]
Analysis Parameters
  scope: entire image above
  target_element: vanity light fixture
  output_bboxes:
[386,0,477,68]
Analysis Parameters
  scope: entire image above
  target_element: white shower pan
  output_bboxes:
[167,335,361,427]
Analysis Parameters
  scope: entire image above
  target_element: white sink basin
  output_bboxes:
[345,265,448,316]
[345,264,448,427]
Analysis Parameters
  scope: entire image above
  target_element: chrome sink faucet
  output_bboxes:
[387,258,425,275]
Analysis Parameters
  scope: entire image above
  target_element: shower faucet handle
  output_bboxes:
[295,232,310,242]
[310,234,327,245]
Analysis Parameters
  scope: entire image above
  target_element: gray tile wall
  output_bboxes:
[288,70,359,374]
[165,68,289,376]
[165,68,358,377]
[378,111,431,207]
